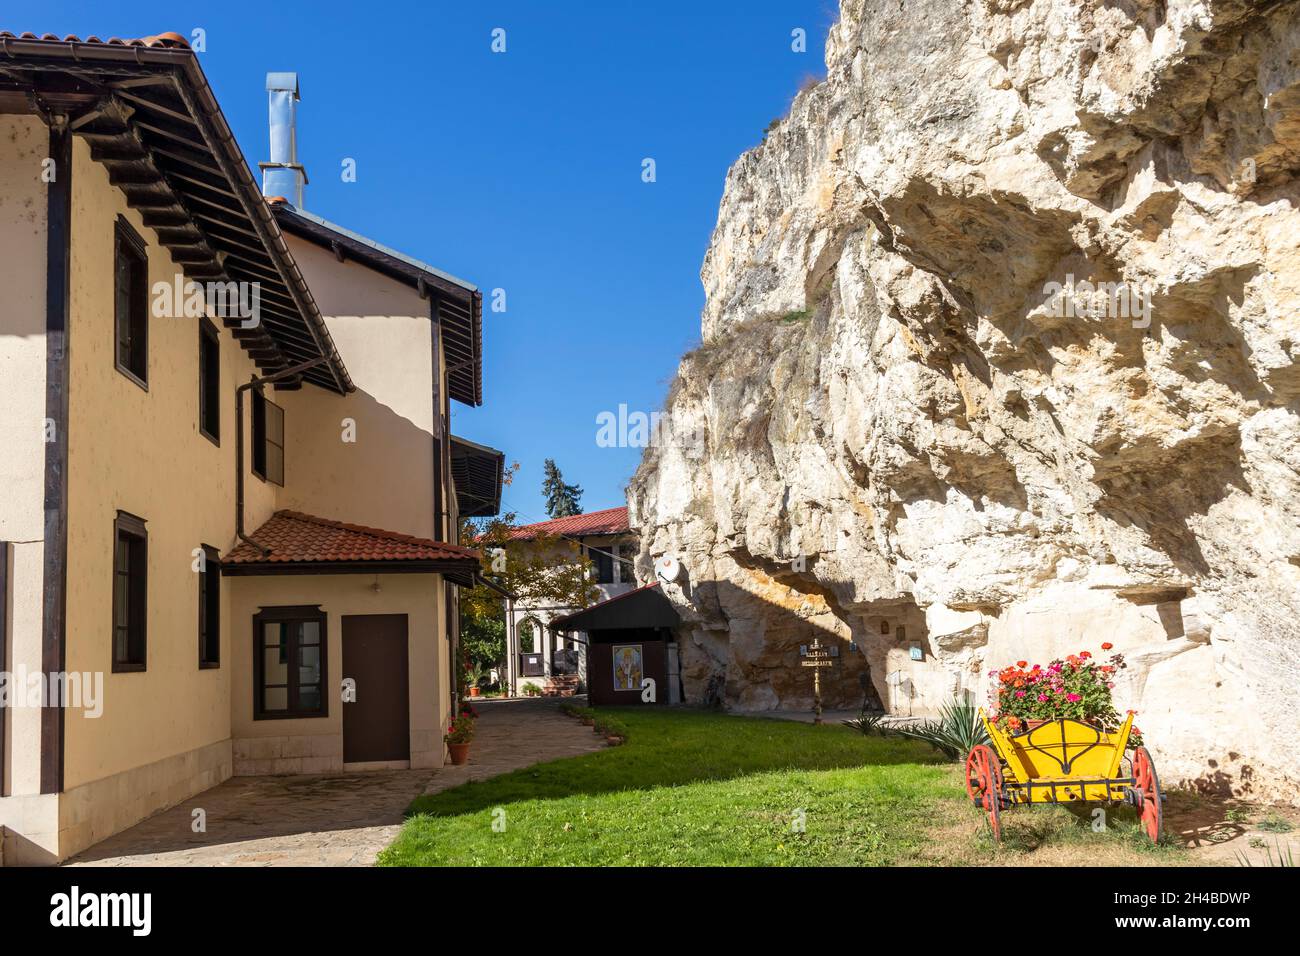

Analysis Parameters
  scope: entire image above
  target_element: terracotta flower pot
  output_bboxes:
[468,687,481,698]
[447,742,471,765]
[581,717,594,726]
[606,735,625,746]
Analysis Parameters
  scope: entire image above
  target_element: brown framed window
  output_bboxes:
[198,544,221,669]
[589,544,615,584]
[251,390,284,485]
[114,216,149,388]
[112,511,148,672]
[253,606,326,719]
[198,317,220,444]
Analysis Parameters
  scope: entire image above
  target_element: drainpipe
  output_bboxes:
[235,358,325,555]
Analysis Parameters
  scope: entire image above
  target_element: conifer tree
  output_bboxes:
[541,458,583,518]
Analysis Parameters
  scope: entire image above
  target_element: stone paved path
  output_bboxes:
[66,697,603,867]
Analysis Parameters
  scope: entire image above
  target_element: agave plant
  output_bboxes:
[893,698,990,760]
[843,712,892,737]
[1236,839,1295,867]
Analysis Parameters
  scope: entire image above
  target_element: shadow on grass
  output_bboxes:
[984,801,1186,862]
[406,707,942,819]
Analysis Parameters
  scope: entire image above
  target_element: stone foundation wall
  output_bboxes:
[233,734,344,776]
[54,737,231,863]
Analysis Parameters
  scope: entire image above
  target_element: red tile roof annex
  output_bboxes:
[0,31,191,48]
[223,511,480,566]
[506,506,631,541]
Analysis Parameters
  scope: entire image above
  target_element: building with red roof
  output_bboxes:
[0,33,501,863]
[499,507,641,696]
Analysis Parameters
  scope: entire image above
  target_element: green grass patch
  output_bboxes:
[377,707,1192,867]
[379,708,950,866]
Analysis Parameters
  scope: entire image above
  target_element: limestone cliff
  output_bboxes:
[629,0,1300,801]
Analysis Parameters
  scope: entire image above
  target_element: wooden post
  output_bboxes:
[41,114,72,795]
[813,657,823,725]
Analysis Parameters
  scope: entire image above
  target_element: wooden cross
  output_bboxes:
[801,637,836,724]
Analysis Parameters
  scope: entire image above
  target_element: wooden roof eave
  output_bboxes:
[449,434,504,518]
[163,64,352,394]
[273,203,483,406]
[0,35,353,394]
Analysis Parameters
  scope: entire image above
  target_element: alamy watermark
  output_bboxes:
[0,666,103,718]
[595,403,704,458]
[1042,274,1152,329]
[151,275,261,329]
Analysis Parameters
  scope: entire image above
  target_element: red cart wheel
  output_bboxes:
[1132,746,1163,843]
[963,747,983,802]
[965,744,1004,843]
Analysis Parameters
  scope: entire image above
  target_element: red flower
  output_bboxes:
[1016,660,1027,668]
[1101,642,1113,651]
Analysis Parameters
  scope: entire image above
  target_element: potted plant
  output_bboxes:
[444,711,476,765]
[466,662,485,698]
[987,643,1143,748]
[599,717,628,746]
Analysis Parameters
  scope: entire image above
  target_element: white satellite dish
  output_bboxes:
[655,554,682,583]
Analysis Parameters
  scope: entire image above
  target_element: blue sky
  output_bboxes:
[33,0,837,524]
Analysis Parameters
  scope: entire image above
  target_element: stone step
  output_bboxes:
[541,675,581,697]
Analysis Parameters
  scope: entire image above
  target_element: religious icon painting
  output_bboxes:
[612,644,644,692]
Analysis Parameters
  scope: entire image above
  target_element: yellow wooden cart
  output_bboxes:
[965,709,1163,843]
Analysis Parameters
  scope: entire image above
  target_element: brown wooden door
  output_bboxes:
[342,614,410,764]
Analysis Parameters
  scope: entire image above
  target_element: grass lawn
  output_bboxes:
[378,707,1189,867]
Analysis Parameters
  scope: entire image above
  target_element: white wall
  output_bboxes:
[0,114,58,862]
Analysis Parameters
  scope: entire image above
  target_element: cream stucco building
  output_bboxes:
[0,32,502,864]
[502,507,639,696]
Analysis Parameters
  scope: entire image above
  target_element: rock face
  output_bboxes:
[629,0,1300,802]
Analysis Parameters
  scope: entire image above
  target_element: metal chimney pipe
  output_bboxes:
[259,72,307,207]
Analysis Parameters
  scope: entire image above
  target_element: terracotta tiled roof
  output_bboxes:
[223,511,480,566]
[507,506,631,541]
[0,31,191,48]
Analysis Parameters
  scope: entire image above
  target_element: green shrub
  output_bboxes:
[594,715,629,740]
[1236,840,1295,867]
[892,699,990,761]
[1257,814,1295,833]
[844,712,892,737]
